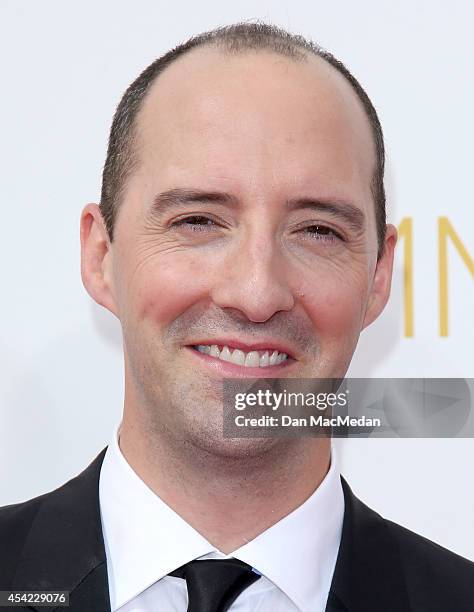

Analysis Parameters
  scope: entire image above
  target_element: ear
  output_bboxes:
[362,223,397,329]
[80,203,119,317]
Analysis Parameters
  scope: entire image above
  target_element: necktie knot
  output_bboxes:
[169,558,261,612]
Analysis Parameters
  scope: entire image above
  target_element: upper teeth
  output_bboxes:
[195,345,288,368]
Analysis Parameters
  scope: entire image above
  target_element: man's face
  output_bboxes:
[82,48,395,454]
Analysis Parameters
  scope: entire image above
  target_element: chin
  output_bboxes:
[187,430,285,462]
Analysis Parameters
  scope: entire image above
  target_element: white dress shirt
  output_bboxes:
[99,423,344,612]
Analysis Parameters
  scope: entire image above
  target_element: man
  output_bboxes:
[1,22,473,612]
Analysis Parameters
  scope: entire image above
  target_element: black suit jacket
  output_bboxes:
[1,448,473,611]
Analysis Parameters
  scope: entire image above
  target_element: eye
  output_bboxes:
[299,224,344,242]
[171,215,220,231]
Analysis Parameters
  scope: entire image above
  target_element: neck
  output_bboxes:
[119,415,331,554]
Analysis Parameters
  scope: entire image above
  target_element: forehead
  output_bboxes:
[134,46,375,201]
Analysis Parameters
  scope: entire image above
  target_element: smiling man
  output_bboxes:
[1,22,473,612]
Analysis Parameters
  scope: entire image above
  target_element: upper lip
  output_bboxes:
[187,338,297,359]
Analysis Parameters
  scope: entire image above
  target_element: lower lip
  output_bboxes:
[185,346,295,378]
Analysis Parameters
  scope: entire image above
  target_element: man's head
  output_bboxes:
[80,23,396,457]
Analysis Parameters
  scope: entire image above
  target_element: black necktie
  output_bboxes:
[169,558,262,612]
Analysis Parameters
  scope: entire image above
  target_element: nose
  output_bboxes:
[210,233,295,323]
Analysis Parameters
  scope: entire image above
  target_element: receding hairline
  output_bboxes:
[133,43,376,178]
[100,23,387,257]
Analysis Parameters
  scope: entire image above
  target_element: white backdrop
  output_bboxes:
[1,0,473,560]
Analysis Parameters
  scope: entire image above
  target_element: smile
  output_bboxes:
[192,344,289,368]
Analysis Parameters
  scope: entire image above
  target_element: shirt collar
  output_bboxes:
[99,423,344,612]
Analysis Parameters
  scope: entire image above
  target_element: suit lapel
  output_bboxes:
[12,448,110,612]
[326,476,411,612]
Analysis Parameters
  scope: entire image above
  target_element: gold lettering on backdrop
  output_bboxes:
[397,217,414,337]
[438,217,474,337]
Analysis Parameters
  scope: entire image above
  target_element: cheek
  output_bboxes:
[302,271,368,339]
[134,255,210,326]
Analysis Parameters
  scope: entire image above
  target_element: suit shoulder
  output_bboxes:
[0,449,107,589]
[386,517,474,572]
[385,518,474,609]
[0,492,47,588]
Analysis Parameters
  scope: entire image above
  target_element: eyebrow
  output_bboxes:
[149,187,366,233]
[286,197,366,233]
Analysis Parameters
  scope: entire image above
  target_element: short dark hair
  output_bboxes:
[100,22,386,258]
